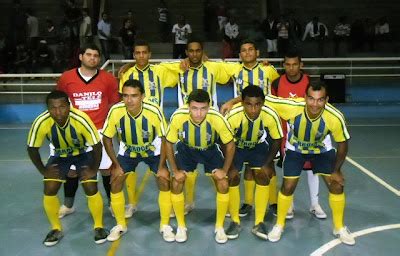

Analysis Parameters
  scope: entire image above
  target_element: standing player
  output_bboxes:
[266,83,355,245]
[56,44,120,218]
[165,89,235,243]
[219,39,280,217]
[27,91,108,246]
[162,39,232,214]
[271,51,327,219]
[225,86,282,240]
[102,80,174,242]
[119,40,178,217]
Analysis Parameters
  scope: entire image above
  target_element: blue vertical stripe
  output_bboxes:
[138,71,144,87]
[183,73,188,94]
[206,123,212,145]
[192,69,198,90]
[119,117,126,144]
[294,115,302,138]
[195,123,201,147]
[246,120,254,141]
[51,124,60,149]
[129,115,138,144]
[202,68,208,91]
[258,68,264,89]
[248,69,253,86]
[317,119,326,140]
[304,118,312,141]
[142,117,148,143]
[238,70,244,92]
[149,70,155,97]
[183,122,189,144]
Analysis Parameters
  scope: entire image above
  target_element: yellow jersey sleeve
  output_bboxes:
[154,64,179,88]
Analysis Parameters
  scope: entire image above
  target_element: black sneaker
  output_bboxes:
[270,204,278,217]
[43,229,63,247]
[94,227,109,244]
[251,222,268,240]
[238,203,252,217]
[225,221,241,239]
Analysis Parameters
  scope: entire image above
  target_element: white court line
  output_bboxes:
[346,156,400,196]
[310,224,400,256]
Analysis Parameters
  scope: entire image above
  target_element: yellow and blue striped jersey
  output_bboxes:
[226,103,283,149]
[219,62,279,96]
[264,95,350,154]
[27,108,100,157]
[102,100,167,158]
[161,61,231,107]
[166,106,233,150]
[119,64,178,107]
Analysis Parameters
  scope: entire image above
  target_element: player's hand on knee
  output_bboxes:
[330,171,345,186]
[173,170,186,183]
[156,166,170,181]
[44,164,61,179]
[110,164,125,184]
[212,168,227,180]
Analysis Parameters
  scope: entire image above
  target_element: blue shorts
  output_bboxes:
[46,153,97,181]
[176,142,224,173]
[283,149,336,178]
[117,155,160,174]
[234,142,269,171]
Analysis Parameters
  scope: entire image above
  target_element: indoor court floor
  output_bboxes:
[0,116,399,256]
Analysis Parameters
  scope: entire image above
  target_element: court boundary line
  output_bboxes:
[310,223,400,256]
[346,156,400,196]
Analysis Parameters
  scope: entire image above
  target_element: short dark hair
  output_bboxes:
[46,90,70,106]
[122,79,145,94]
[284,49,302,63]
[187,89,210,104]
[306,82,328,96]
[134,39,151,52]
[80,43,101,56]
[187,38,203,50]
[241,85,265,101]
[240,39,258,50]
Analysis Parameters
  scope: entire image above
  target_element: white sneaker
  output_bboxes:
[333,226,356,245]
[286,205,294,220]
[310,204,327,219]
[169,209,175,218]
[159,225,175,242]
[107,225,127,242]
[58,205,75,219]
[175,227,187,243]
[268,225,284,242]
[125,204,137,218]
[214,227,228,244]
[184,203,195,215]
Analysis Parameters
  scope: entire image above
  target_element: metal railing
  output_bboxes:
[1,57,400,103]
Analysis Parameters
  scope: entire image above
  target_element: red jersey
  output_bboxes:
[57,68,120,129]
[271,73,309,98]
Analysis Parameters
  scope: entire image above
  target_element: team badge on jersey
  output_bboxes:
[117,127,123,134]
[72,138,80,145]
[180,75,185,84]
[206,132,212,142]
[142,131,151,139]
[149,81,156,91]
[202,78,209,89]
[258,79,264,87]
[178,131,186,139]
[257,129,265,138]
[235,78,243,86]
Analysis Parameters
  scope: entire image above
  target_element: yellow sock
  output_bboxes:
[215,192,229,229]
[43,195,62,231]
[244,179,255,205]
[125,172,137,205]
[171,193,186,228]
[255,184,269,225]
[111,192,126,228]
[228,186,240,224]
[276,192,293,227]
[269,175,278,205]
[185,171,198,205]
[158,191,172,227]
[87,191,104,229]
[329,193,345,230]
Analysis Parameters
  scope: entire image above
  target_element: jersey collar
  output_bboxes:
[304,107,324,122]
[189,62,204,70]
[242,62,259,71]
[135,64,150,72]
[76,68,99,84]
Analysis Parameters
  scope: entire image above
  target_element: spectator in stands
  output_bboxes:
[216,2,228,32]
[54,40,69,72]
[264,15,278,57]
[97,12,112,61]
[223,15,240,58]
[26,8,39,52]
[64,0,81,48]
[245,20,265,50]
[287,11,302,51]
[277,15,289,57]
[11,43,32,73]
[375,16,390,41]
[158,0,170,42]
[172,15,192,59]
[43,18,59,45]
[364,18,375,51]
[79,8,92,47]
[302,16,328,56]
[33,40,55,73]
[350,18,364,51]
[333,16,351,56]
[8,1,26,45]
[119,19,136,59]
